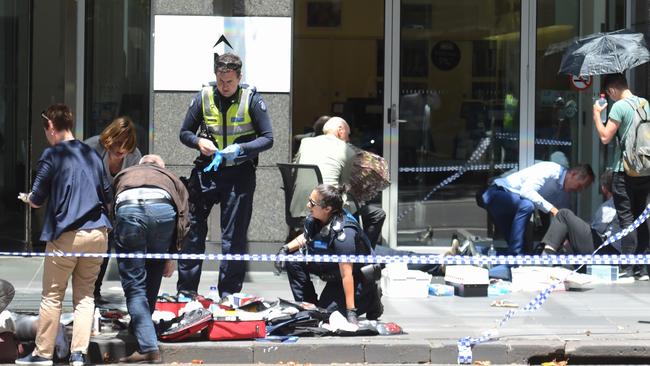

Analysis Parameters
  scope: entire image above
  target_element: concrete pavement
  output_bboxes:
[4,257,650,365]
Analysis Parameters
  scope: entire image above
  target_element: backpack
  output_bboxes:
[619,98,650,176]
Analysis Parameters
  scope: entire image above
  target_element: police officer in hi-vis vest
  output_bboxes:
[177,52,273,297]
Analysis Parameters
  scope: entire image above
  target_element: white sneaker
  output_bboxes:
[616,275,635,284]
[637,274,650,281]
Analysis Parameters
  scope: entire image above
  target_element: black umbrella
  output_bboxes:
[556,29,650,76]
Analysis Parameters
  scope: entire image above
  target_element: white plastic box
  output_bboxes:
[444,265,489,297]
[586,265,618,282]
[380,263,432,298]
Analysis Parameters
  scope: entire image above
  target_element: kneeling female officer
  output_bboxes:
[276,184,382,323]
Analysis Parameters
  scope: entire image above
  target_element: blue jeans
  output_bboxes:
[177,162,255,296]
[482,186,534,255]
[114,202,176,353]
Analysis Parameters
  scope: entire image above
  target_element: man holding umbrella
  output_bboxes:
[592,73,650,281]
[557,29,650,281]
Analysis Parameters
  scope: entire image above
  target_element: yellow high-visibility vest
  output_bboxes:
[201,85,255,149]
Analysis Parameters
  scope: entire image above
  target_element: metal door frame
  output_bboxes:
[382,0,537,249]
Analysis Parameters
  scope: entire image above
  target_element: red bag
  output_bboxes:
[205,320,266,341]
[0,332,18,362]
[155,300,213,316]
[159,308,213,342]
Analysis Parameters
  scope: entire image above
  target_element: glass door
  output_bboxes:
[0,1,30,249]
[384,0,631,248]
[385,0,523,248]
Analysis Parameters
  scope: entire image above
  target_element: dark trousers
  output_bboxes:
[482,186,535,255]
[542,209,601,255]
[285,261,375,315]
[177,162,256,296]
[114,201,176,353]
[358,204,386,247]
[612,172,650,275]
[612,173,650,254]
[93,230,115,298]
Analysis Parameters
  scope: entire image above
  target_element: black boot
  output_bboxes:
[365,284,384,321]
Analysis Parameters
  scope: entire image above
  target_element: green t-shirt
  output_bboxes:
[608,95,650,172]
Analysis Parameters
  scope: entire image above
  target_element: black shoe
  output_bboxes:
[95,296,110,306]
[177,290,199,301]
[365,285,383,321]
[618,265,636,284]
[119,350,162,364]
[634,265,649,281]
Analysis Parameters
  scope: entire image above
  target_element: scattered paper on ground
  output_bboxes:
[490,299,519,308]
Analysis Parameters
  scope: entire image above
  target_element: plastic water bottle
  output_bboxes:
[598,93,608,123]
[207,286,220,302]
[486,243,497,269]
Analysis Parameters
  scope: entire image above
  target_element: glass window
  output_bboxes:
[534,0,580,168]
[0,0,30,247]
[631,0,650,97]
[292,0,385,157]
[84,0,151,153]
[397,0,522,246]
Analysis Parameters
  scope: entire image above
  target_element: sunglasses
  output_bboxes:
[307,198,322,208]
[216,61,241,71]
[40,110,49,121]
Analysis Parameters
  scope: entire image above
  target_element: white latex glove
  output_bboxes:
[17,192,30,204]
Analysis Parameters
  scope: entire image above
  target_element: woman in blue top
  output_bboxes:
[84,116,142,302]
[16,104,112,366]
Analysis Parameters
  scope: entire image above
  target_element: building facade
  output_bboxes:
[2,0,650,251]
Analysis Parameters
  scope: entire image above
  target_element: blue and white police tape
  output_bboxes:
[397,137,492,223]
[3,251,650,265]
[456,202,650,364]
[494,132,572,147]
[397,133,569,222]
[399,163,518,173]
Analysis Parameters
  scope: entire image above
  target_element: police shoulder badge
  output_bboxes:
[258,100,267,112]
[337,231,346,241]
[330,219,345,241]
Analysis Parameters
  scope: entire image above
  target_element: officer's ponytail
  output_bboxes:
[314,184,347,215]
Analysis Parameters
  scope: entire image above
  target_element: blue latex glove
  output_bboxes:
[203,152,222,172]
[220,144,241,163]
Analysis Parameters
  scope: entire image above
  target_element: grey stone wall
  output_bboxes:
[151,0,292,245]
[153,0,290,16]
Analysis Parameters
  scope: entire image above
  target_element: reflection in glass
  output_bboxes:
[397,0,521,246]
[534,0,579,168]
[0,1,29,247]
[292,0,384,158]
[84,0,150,153]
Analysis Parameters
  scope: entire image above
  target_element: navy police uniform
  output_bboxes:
[177,82,273,296]
[286,212,380,316]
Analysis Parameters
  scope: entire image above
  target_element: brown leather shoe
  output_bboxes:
[119,351,162,364]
